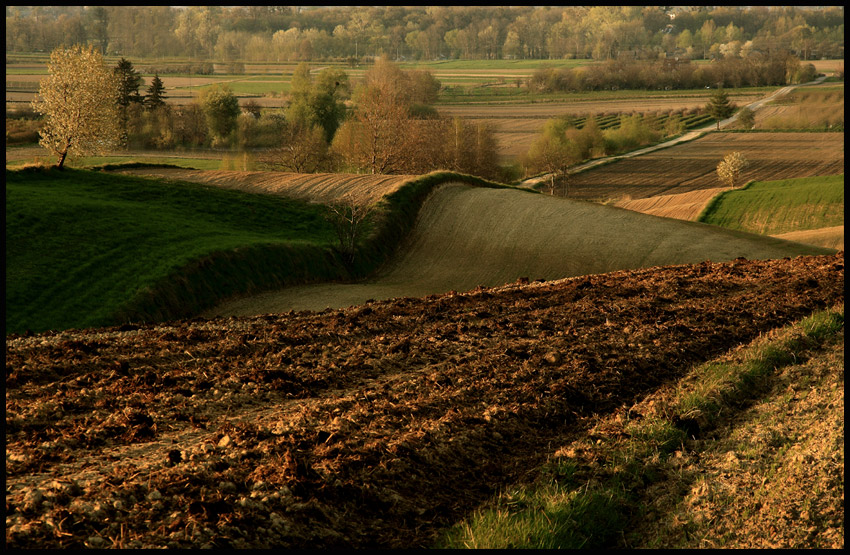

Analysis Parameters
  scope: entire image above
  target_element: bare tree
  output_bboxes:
[324,196,374,268]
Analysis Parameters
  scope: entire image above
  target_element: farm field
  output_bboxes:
[613,187,731,221]
[114,168,416,206]
[436,90,761,160]
[4,168,346,335]
[201,182,830,317]
[615,174,845,250]
[5,253,844,548]
[566,132,844,202]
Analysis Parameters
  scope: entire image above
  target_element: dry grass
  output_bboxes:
[771,226,844,251]
[613,187,731,221]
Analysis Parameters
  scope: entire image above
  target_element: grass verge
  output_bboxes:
[435,304,844,549]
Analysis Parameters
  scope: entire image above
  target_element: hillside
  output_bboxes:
[5,253,844,548]
[204,182,833,317]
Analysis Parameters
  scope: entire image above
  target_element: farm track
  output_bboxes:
[5,253,844,548]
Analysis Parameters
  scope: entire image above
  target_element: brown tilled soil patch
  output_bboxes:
[5,254,844,548]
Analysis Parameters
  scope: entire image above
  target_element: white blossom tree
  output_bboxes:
[32,45,122,169]
[716,151,750,188]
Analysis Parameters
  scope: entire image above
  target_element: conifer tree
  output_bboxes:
[707,87,735,130]
[145,74,167,110]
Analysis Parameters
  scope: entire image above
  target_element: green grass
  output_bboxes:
[434,305,844,549]
[697,175,845,235]
[5,167,519,335]
[5,167,343,334]
[6,155,226,171]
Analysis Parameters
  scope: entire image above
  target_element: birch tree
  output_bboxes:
[32,45,121,169]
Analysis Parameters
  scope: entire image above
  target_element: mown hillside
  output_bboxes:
[6,167,837,333]
[205,182,835,316]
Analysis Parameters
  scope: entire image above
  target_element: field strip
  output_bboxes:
[203,183,827,317]
[115,169,416,206]
[613,187,731,221]
[771,225,845,250]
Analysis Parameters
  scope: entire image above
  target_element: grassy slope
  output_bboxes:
[204,183,835,317]
[698,175,845,235]
[5,168,343,334]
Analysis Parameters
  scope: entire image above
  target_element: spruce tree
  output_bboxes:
[707,87,735,130]
[145,74,167,110]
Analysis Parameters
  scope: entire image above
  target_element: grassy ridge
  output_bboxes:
[5,167,344,334]
[697,175,844,236]
[5,167,519,334]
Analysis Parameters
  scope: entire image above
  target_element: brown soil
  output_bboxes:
[5,253,844,549]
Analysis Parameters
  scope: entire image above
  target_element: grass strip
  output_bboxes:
[697,175,844,235]
[434,305,844,549]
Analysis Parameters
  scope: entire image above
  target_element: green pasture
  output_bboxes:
[698,175,845,235]
[5,154,226,171]
[5,167,343,334]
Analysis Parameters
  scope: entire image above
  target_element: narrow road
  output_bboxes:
[519,76,829,189]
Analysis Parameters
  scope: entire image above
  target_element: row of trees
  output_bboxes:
[7,6,844,63]
[527,52,820,93]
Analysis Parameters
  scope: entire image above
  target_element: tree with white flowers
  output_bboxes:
[716,151,749,188]
[32,45,122,170]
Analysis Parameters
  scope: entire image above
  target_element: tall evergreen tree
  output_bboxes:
[144,74,167,110]
[707,87,735,130]
[114,58,143,107]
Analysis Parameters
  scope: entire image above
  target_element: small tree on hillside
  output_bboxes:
[707,87,735,130]
[324,196,374,269]
[199,84,240,146]
[736,106,755,129]
[716,151,749,188]
[32,45,122,169]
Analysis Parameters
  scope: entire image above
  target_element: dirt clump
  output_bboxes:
[5,253,844,548]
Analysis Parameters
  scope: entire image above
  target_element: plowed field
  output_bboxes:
[568,132,844,202]
[5,253,844,549]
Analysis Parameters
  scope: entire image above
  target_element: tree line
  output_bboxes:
[6,6,844,63]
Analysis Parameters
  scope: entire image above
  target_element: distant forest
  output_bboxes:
[5,6,844,63]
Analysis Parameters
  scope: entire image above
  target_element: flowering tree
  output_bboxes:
[716,151,750,188]
[32,45,121,169]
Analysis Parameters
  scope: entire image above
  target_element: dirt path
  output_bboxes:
[5,253,844,548]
